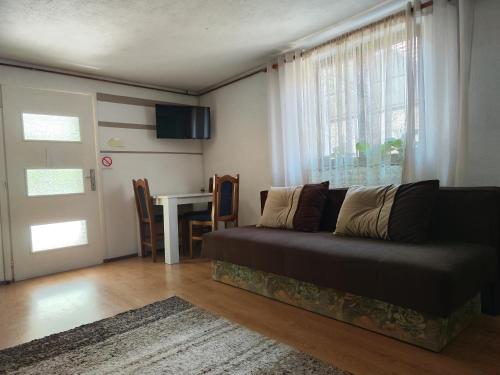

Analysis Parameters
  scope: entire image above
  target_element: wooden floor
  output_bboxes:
[0,257,499,374]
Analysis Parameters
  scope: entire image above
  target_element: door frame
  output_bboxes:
[90,92,109,264]
[0,86,108,281]
[0,92,14,281]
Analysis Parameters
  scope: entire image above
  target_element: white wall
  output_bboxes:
[200,73,271,225]
[464,0,500,185]
[0,65,202,261]
[96,99,204,258]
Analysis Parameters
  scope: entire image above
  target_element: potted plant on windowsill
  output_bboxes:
[382,138,403,165]
[355,142,369,167]
[355,138,403,166]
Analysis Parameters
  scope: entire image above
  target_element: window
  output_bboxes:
[304,17,410,186]
[320,45,406,152]
[22,113,81,142]
[30,220,88,252]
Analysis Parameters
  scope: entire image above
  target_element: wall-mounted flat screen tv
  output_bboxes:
[156,104,210,139]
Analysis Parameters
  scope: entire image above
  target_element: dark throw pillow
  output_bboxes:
[388,180,440,243]
[293,181,330,232]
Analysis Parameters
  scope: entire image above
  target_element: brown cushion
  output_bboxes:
[334,185,398,240]
[258,186,303,229]
[335,180,439,243]
[258,182,329,232]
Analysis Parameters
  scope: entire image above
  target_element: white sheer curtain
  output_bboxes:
[267,51,308,186]
[269,12,410,187]
[403,0,474,186]
[268,0,474,187]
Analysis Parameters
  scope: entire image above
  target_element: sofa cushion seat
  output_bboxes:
[203,226,498,317]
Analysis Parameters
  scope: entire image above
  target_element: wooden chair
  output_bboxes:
[132,178,164,262]
[178,177,214,256]
[188,174,239,258]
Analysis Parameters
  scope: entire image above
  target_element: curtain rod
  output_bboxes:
[197,68,267,95]
[269,0,433,70]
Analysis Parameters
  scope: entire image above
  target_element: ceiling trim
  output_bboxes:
[0,59,198,97]
[196,65,267,96]
[0,58,269,98]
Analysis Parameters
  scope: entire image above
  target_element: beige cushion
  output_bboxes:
[334,185,398,240]
[258,186,303,229]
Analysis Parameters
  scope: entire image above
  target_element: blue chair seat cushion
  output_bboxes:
[181,209,211,220]
[186,213,212,222]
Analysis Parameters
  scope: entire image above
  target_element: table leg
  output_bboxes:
[163,198,179,264]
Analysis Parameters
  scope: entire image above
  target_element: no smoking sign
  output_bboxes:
[101,155,113,169]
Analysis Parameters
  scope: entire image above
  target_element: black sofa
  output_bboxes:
[203,187,500,350]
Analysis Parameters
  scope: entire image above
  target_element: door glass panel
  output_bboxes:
[31,220,88,252]
[22,113,81,142]
[27,169,84,196]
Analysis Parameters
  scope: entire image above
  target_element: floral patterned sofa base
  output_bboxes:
[212,260,480,352]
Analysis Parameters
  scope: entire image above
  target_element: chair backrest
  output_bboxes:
[212,174,239,223]
[209,176,214,193]
[132,178,154,223]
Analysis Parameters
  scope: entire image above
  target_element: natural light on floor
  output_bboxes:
[30,220,88,252]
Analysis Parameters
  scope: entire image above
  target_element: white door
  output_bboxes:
[1,86,104,280]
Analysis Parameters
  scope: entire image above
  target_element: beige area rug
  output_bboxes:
[0,296,351,374]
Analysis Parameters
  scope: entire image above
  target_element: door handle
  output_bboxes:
[84,169,96,191]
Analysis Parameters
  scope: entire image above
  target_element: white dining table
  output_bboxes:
[153,192,212,264]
